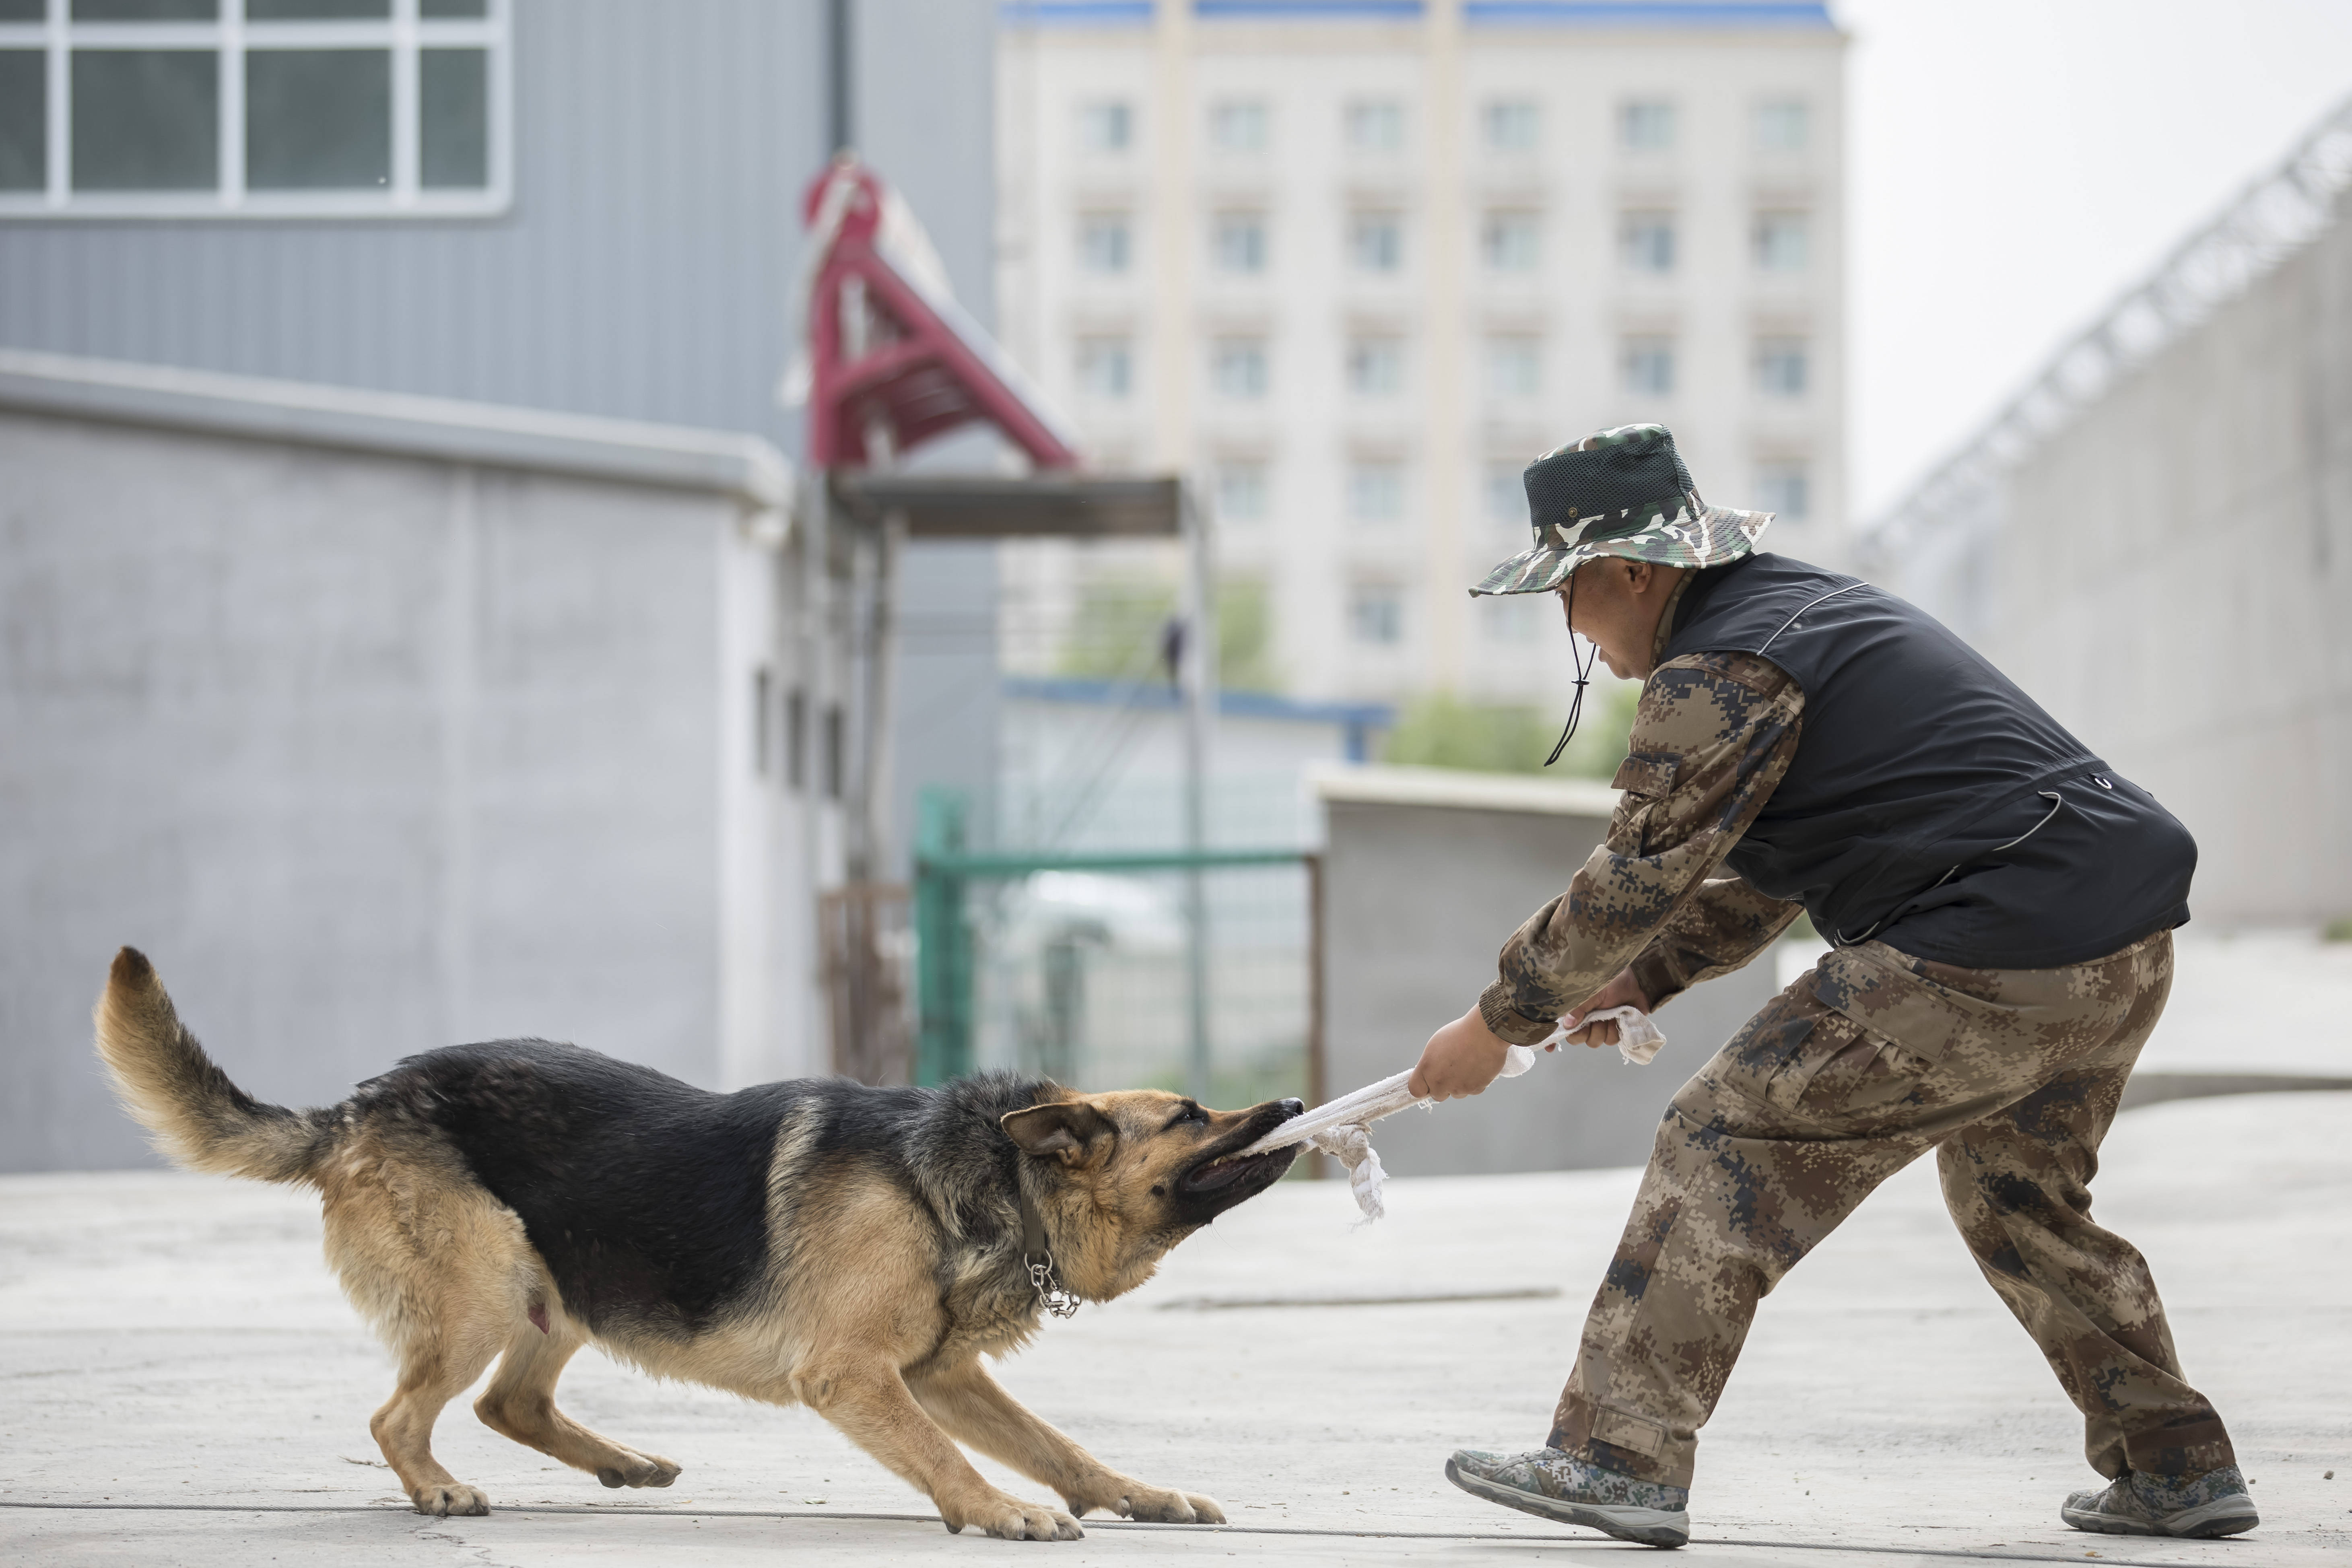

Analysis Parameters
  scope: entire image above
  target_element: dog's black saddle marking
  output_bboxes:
[351,1041,1048,1341]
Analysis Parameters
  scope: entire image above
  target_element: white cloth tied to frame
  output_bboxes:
[1237,1007,1666,1220]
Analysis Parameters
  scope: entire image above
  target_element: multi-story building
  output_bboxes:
[997,0,1846,709]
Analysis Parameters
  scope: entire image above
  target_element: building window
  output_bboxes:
[1754,210,1808,272]
[1485,335,1540,400]
[1482,595,1544,644]
[1482,98,1538,152]
[1347,461,1404,525]
[1480,209,1540,273]
[1076,336,1133,400]
[1620,98,1675,151]
[1620,210,1676,274]
[1211,336,1268,399]
[823,703,845,800]
[1080,99,1132,152]
[1209,98,1267,153]
[786,686,808,791]
[1755,336,1808,397]
[1754,97,1808,152]
[1214,461,1268,526]
[1484,461,1526,531]
[1350,585,1403,645]
[1350,209,1402,273]
[1622,335,1676,397]
[1754,459,1809,520]
[1212,210,1267,274]
[1346,334,1402,397]
[0,0,507,218]
[1344,97,1402,153]
[1078,211,1131,275]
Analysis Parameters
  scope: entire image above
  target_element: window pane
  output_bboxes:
[1078,212,1130,274]
[420,46,487,188]
[0,52,42,191]
[1350,212,1401,272]
[1076,336,1132,400]
[75,0,216,17]
[247,48,389,190]
[1214,462,1267,525]
[1754,99,1807,152]
[247,0,388,16]
[72,50,218,191]
[1346,336,1401,396]
[1620,210,1676,273]
[1209,99,1266,152]
[1348,462,1403,523]
[1620,99,1675,150]
[1755,461,1809,519]
[1212,211,1265,273]
[1622,335,1675,396]
[1482,210,1538,272]
[1346,99,1401,152]
[1484,463,1526,530]
[1079,100,1131,152]
[0,0,45,20]
[421,0,488,16]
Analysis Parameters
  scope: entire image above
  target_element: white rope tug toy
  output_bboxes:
[1236,1007,1667,1221]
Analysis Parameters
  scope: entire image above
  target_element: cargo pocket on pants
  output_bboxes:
[1763,1011,1936,1118]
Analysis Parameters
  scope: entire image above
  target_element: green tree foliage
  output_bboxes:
[1055,572,1281,693]
[1381,681,1641,781]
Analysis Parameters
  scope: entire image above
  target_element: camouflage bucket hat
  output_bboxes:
[1470,423,1772,597]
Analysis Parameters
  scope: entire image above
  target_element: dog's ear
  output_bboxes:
[1001,1099,1115,1168]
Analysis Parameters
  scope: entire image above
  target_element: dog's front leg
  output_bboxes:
[909,1359,1227,1525]
[792,1356,1084,1541]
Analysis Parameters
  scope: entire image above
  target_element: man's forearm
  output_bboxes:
[1625,874,1804,1010]
[1476,655,1803,1046]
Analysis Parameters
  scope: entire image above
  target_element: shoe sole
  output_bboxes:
[1444,1458,1690,1549]
[2062,1495,2260,1539]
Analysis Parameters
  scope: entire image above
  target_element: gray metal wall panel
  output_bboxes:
[0,0,827,445]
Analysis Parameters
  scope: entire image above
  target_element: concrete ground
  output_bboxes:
[4,1085,2348,1568]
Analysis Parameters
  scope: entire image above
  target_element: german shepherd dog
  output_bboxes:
[93,948,1304,1541]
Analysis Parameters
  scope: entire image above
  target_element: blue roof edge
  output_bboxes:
[1001,1,1834,26]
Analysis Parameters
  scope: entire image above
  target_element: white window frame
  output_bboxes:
[0,0,510,220]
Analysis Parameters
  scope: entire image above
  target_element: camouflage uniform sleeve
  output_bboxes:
[1476,653,1806,1047]
[1623,871,1805,1010]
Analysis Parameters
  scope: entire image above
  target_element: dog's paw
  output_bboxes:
[594,1451,682,1489]
[410,1482,491,1517]
[943,1489,1084,1541]
[1116,1485,1224,1525]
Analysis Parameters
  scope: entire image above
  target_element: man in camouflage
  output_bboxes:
[1408,424,2255,1549]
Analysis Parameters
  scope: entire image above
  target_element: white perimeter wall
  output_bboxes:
[0,410,810,1172]
[1982,199,2352,926]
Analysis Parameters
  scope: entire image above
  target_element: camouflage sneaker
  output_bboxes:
[1445,1447,1690,1548]
[2061,1467,2258,1539]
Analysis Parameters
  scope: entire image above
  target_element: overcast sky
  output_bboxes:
[1839,0,2352,519]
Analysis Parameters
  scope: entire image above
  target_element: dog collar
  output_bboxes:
[1018,1189,1082,1320]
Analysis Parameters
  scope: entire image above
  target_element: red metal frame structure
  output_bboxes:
[791,157,1220,1094]
[798,156,1079,470]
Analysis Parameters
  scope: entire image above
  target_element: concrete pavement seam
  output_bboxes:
[0,1500,2209,1564]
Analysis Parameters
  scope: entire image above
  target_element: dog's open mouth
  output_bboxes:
[1176,1146,1292,1195]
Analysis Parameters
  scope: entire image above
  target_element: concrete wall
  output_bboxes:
[1980,192,2352,926]
[0,400,800,1172]
[1319,773,1779,1174]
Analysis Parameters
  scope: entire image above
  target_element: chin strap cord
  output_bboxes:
[1018,1189,1083,1319]
[1236,1009,1668,1221]
[1544,574,1598,767]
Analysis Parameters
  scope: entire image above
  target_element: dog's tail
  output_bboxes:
[94,947,332,1185]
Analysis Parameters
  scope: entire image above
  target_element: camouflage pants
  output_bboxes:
[1551,929,2235,1490]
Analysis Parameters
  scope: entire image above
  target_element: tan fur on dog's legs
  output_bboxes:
[910,1358,1226,1525]
[370,1337,503,1517]
[793,1356,1083,1541]
[473,1320,680,1490]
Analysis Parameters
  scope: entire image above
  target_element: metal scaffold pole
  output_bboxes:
[1180,485,1216,1103]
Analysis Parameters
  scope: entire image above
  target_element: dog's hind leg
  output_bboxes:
[368,1314,505,1517]
[473,1315,680,1490]
[910,1357,1226,1525]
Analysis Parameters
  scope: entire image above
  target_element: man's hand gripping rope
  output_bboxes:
[1237,970,1664,1220]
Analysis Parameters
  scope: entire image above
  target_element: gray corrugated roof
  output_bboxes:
[0,349,793,509]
